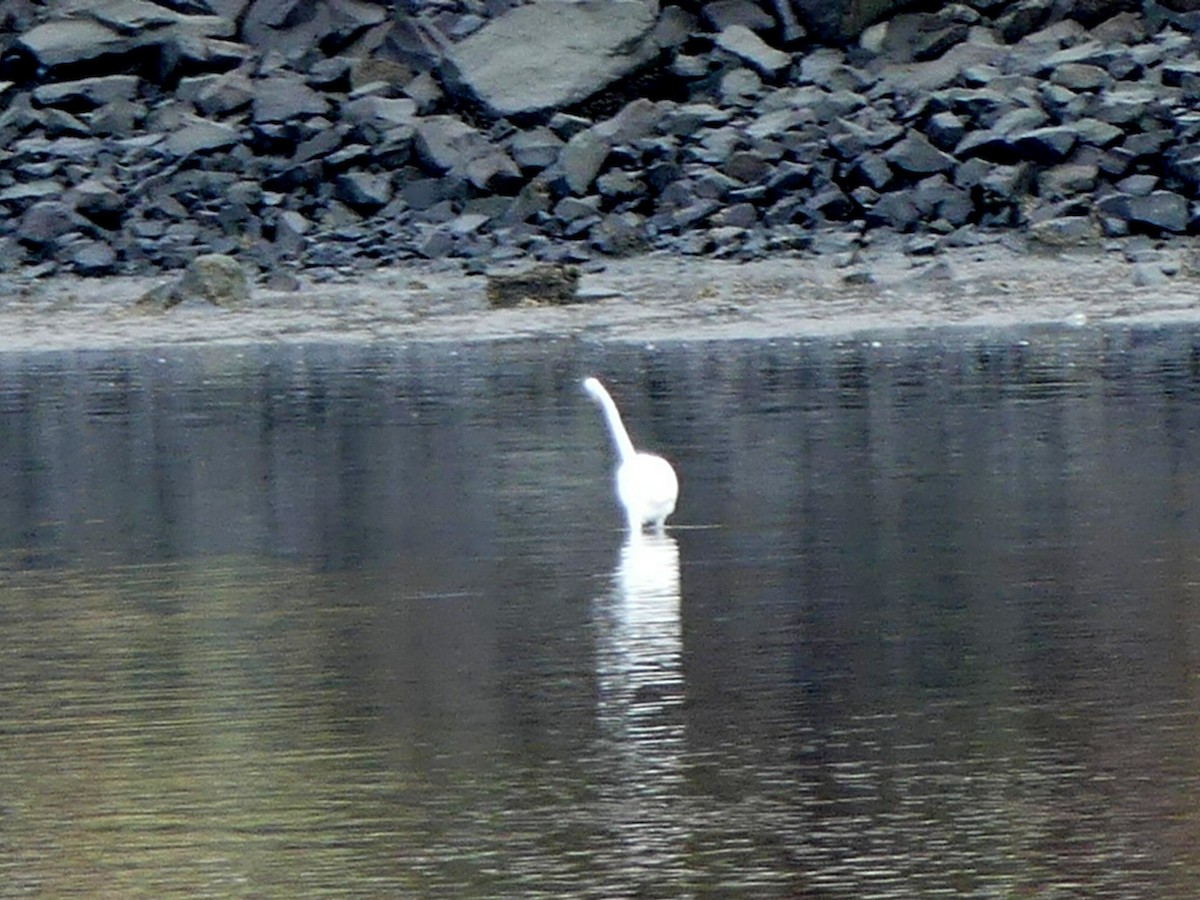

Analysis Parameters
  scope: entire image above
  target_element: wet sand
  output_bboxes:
[2,239,1198,351]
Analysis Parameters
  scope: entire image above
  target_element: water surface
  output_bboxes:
[1,330,1198,896]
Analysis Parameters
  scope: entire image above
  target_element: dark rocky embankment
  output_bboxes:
[3,0,1200,282]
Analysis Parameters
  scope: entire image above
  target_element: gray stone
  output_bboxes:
[713,202,760,228]
[1162,59,1200,87]
[976,163,1033,200]
[139,253,250,308]
[1124,191,1190,233]
[70,240,118,275]
[703,0,776,32]
[884,131,956,175]
[1038,163,1098,199]
[20,201,76,245]
[925,111,966,150]
[193,71,255,116]
[559,129,610,196]
[725,150,772,184]
[714,25,792,79]
[69,178,124,219]
[0,180,65,204]
[1072,118,1124,148]
[720,67,764,106]
[1028,216,1098,245]
[590,212,646,255]
[88,98,145,137]
[341,96,419,131]
[18,20,132,67]
[335,172,392,211]
[866,190,922,229]
[593,98,662,144]
[510,128,564,171]
[32,75,140,109]
[1116,174,1158,196]
[414,115,486,173]
[596,170,645,198]
[252,76,330,123]
[273,210,310,256]
[442,0,657,118]
[163,117,243,155]
[462,150,522,192]
[1050,63,1110,91]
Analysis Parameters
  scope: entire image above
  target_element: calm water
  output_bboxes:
[1,330,1199,897]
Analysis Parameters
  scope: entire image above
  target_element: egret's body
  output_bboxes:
[584,377,679,532]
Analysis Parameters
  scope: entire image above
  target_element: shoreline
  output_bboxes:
[2,237,1199,353]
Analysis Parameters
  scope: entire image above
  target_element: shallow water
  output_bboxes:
[1,330,1198,897]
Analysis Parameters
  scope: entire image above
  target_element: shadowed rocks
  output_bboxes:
[2,0,1200,285]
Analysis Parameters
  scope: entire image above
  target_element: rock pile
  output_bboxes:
[3,0,1200,279]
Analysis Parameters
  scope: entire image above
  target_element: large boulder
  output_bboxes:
[139,253,250,309]
[441,0,658,119]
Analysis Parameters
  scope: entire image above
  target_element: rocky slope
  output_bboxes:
[3,0,1200,281]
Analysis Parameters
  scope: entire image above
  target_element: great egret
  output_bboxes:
[583,377,679,532]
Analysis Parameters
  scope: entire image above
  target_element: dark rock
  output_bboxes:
[925,111,966,151]
[1162,59,1200,87]
[1011,125,1078,163]
[69,178,124,226]
[1107,190,1190,233]
[335,172,392,211]
[866,190,922,229]
[724,150,772,184]
[19,201,75,245]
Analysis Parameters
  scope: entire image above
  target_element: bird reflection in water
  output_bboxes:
[592,531,688,876]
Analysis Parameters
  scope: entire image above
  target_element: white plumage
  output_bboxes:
[583,377,679,532]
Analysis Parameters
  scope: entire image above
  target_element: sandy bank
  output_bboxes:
[1,239,1198,352]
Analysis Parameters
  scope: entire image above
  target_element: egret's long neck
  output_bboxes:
[591,385,637,463]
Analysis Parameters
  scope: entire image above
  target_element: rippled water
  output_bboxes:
[1,330,1199,897]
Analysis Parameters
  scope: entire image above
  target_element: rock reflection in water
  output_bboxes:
[592,532,686,878]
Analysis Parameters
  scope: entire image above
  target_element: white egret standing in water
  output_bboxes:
[583,377,679,532]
